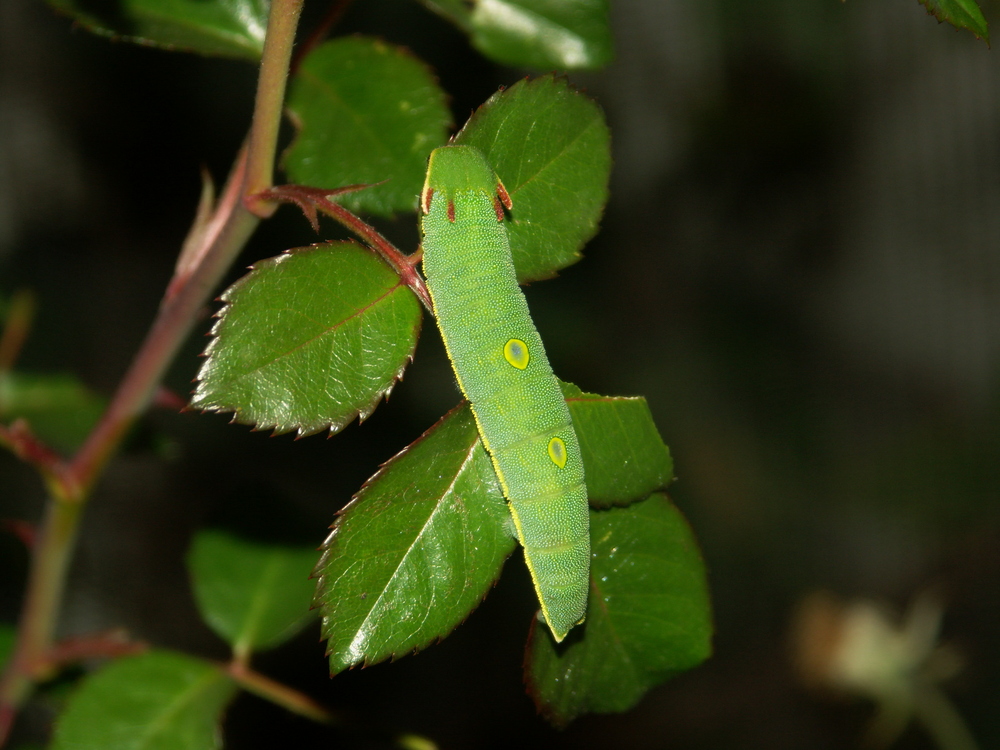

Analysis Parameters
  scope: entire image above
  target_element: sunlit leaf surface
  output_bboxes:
[421,0,613,69]
[47,0,270,59]
[191,242,421,436]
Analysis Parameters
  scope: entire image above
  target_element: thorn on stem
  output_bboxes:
[152,386,187,412]
[257,183,433,312]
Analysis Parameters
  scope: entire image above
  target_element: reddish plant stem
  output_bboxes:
[317,196,429,304]
[1,520,36,551]
[67,199,258,502]
[47,631,148,666]
[260,184,433,310]
[0,421,64,483]
[0,189,259,748]
[0,0,304,741]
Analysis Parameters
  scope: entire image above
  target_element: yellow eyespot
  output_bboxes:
[547,437,567,468]
[503,339,529,370]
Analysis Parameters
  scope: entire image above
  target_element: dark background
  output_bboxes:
[1,0,999,747]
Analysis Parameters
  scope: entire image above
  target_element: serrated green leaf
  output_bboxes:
[421,0,613,70]
[188,530,318,657]
[525,494,712,726]
[919,0,989,42]
[50,650,237,750]
[191,241,421,436]
[317,384,672,672]
[315,404,516,674]
[559,381,673,507]
[47,0,269,59]
[455,75,611,282]
[284,37,451,217]
[0,371,104,453]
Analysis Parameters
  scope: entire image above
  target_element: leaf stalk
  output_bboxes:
[226,660,338,725]
[259,184,433,310]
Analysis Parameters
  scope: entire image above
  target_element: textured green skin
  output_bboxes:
[420,145,589,641]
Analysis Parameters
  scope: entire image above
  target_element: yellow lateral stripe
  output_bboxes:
[506,503,566,641]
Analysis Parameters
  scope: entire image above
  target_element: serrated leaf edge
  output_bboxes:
[919,0,990,42]
[190,242,420,437]
[313,402,511,672]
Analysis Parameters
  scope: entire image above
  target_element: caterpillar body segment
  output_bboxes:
[420,145,589,641]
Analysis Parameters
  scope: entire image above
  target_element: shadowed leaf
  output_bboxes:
[0,371,104,453]
[525,494,712,726]
[188,530,318,657]
[0,623,14,671]
[50,651,237,750]
[559,381,673,507]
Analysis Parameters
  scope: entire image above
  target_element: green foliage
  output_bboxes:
[14,0,997,741]
[46,0,270,59]
[455,76,611,282]
[284,37,452,217]
[50,651,238,750]
[420,0,613,69]
[24,0,717,738]
[195,75,610,435]
[193,59,702,702]
[560,381,674,507]
[919,0,989,42]
[190,241,421,436]
[0,371,104,453]
[315,405,515,673]
[187,530,318,658]
[315,385,684,673]
[45,0,615,69]
[525,494,713,725]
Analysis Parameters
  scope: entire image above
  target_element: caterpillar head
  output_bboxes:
[421,145,512,222]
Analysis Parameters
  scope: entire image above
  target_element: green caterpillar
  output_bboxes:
[420,144,589,642]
